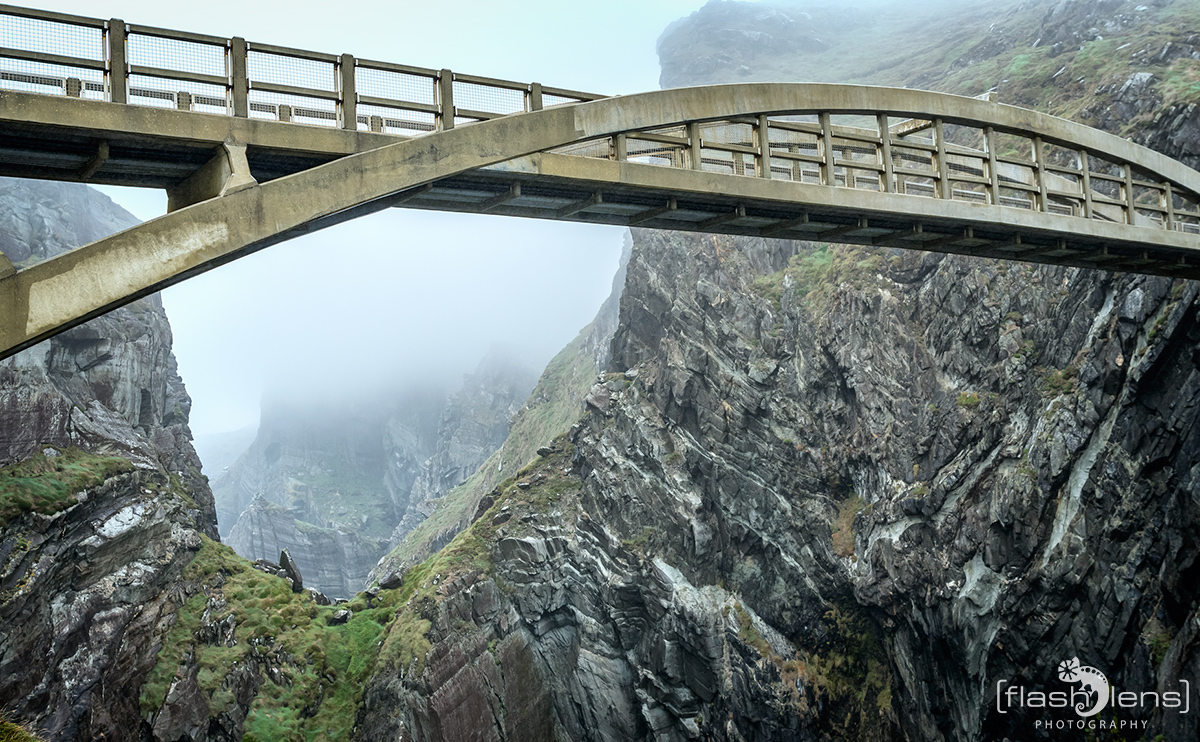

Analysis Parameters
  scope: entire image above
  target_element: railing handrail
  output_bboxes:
[0,2,605,133]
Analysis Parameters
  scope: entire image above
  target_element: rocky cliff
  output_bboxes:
[352,2,1200,741]
[0,178,219,739]
[216,352,538,599]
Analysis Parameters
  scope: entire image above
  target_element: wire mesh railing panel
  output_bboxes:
[1045,170,1082,195]
[356,66,435,106]
[893,146,934,172]
[453,80,524,115]
[356,102,435,134]
[1042,142,1083,170]
[129,73,227,112]
[248,89,337,125]
[700,149,756,176]
[556,139,612,159]
[701,122,753,147]
[248,49,336,92]
[952,182,988,203]
[992,132,1033,162]
[128,32,225,76]
[0,58,103,98]
[0,13,102,60]
[626,137,682,167]
[543,92,586,107]
[942,123,986,151]
[831,138,879,166]
[900,175,937,197]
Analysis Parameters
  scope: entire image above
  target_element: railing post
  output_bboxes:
[878,113,893,193]
[935,118,950,199]
[176,91,191,111]
[438,69,454,131]
[1165,181,1176,231]
[986,128,1000,205]
[230,37,248,118]
[65,78,82,98]
[756,114,771,178]
[339,53,357,131]
[614,133,627,162]
[818,112,832,186]
[1123,163,1136,224]
[1079,148,1094,219]
[688,122,702,170]
[1033,136,1048,212]
[106,18,127,104]
[528,82,543,112]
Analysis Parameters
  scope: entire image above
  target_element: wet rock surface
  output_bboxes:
[0,178,218,740]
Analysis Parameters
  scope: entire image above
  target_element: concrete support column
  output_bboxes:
[166,143,258,212]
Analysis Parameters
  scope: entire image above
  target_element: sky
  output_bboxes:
[29,0,715,436]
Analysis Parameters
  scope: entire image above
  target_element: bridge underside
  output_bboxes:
[2,82,1200,361]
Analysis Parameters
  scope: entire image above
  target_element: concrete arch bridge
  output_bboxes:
[1,3,1199,360]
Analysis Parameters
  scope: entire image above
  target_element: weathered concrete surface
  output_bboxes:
[4,83,1200,361]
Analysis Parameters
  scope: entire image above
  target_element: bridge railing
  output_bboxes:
[555,112,1200,236]
[0,3,602,134]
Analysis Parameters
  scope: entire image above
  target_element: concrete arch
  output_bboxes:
[2,83,1199,359]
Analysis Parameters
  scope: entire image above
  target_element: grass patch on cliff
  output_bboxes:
[0,717,44,742]
[752,244,885,312]
[801,605,893,731]
[0,448,133,528]
[141,536,405,741]
[831,495,865,559]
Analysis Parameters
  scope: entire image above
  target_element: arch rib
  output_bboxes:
[2,83,1199,360]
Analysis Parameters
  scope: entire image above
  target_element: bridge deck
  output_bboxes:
[1,4,1200,360]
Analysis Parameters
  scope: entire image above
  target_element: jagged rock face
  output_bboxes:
[356,446,862,742]
[599,228,1200,740]
[362,228,1200,740]
[0,469,206,740]
[0,178,217,739]
[217,352,538,598]
[226,494,386,598]
[359,169,1200,742]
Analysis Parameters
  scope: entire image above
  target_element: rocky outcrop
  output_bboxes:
[356,3,1200,739]
[392,349,539,540]
[216,351,538,598]
[0,178,218,739]
[370,237,632,581]
[226,494,385,598]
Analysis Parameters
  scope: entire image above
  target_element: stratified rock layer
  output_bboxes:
[0,178,218,740]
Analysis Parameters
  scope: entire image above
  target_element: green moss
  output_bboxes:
[377,438,579,678]
[0,719,44,742]
[140,536,404,741]
[1042,365,1079,395]
[734,603,773,659]
[802,605,894,722]
[752,244,886,312]
[0,448,134,528]
[956,392,981,409]
[831,495,864,559]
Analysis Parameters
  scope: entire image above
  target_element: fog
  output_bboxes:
[37,0,947,438]
[32,0,710,437]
